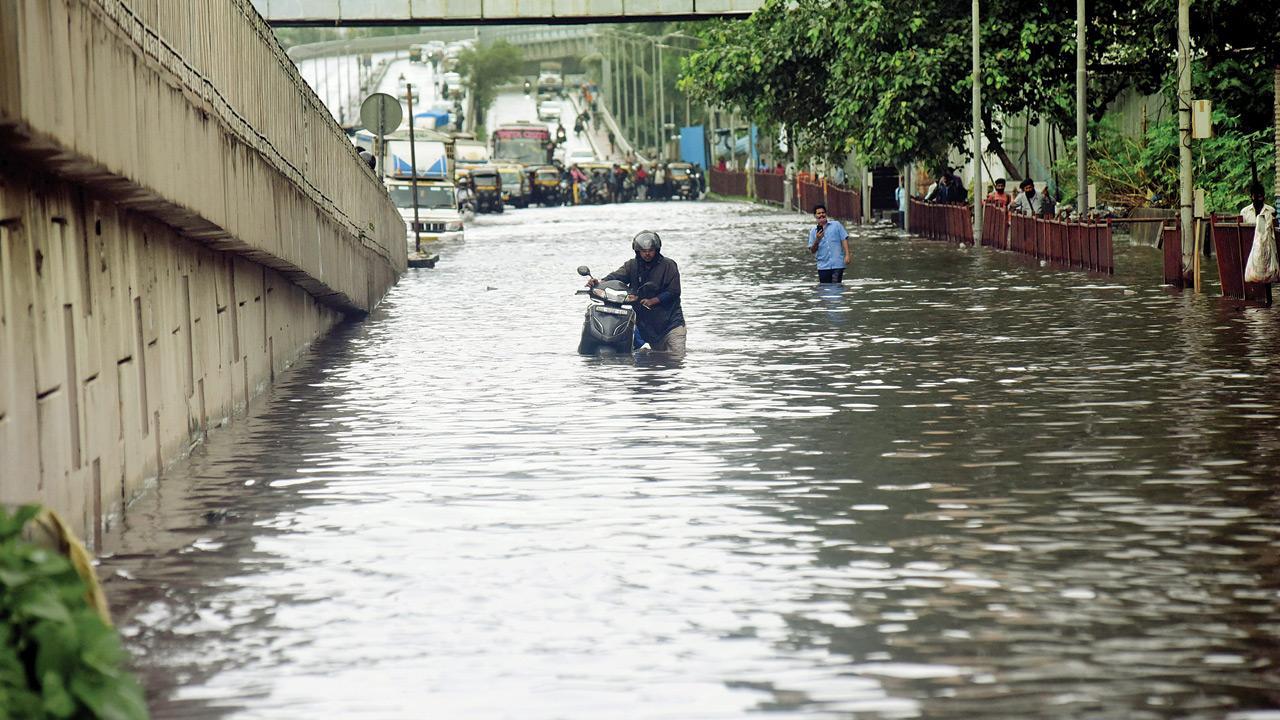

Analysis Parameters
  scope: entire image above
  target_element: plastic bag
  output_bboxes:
[1243,208,1279,283]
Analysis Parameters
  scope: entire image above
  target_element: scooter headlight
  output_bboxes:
[602,287,629,303]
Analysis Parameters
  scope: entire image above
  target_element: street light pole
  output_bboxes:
[971,0,983,244]
[652,43,661,160]
[1076,0,1088,218]
[657,42,666,160]
[1177,0,1194,279]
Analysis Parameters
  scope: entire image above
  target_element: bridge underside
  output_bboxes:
[252,0,759,26]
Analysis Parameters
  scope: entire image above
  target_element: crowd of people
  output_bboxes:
[920,168,1061,218]
[562,161,707,205]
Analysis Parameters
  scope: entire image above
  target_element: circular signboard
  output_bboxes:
[360,93,403,136]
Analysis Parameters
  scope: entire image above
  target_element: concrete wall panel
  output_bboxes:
[0,172,341,542]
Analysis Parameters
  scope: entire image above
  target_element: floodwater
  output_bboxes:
[100,200,1280,719]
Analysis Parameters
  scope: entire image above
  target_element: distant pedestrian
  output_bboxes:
[927,171,965,204]
[607,129,616,156]
[985,177,1012,209]
[807,204,851,284]
[1011,178,1054,217]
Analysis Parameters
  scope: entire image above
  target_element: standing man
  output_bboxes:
[985,177,1012,208]
[807,204,852,283]
[1011,178,1054,217]
[1241,180,1276,225]
[587,231,686,354]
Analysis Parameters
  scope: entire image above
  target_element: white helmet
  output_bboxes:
[632,230,661,254]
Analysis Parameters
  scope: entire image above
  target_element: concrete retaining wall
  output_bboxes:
[1,169,340,547]
[0,0,408,543]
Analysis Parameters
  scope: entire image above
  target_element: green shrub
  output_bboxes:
[0,505,148,720]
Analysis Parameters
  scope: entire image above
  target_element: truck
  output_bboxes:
[380,135,464,245]
[536,60,564,98]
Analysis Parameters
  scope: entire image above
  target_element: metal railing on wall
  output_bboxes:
[99,0,403,263]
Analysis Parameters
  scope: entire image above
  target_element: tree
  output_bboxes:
[682,0,1279,181]
[456,41,523,129]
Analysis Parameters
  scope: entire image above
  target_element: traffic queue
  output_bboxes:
[453,159,707,214]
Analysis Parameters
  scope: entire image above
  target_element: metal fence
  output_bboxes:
[753,172,784,205]
[709,168,747,197]
[1007,214,1114,274]
[1162,222,1187,287]
[826,184,862,225]
[982,202,1010,249]
[908,200,973,245]
[1211,218,1272,303]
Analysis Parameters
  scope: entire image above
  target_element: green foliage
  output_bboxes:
[0,506,148,720]
[683,0,1279,179]
[1055,107,1274,215]
[456,41,524,129]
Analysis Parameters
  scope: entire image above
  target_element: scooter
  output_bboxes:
[575,267,655,355]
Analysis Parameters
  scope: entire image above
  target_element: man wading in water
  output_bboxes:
[807,204,852,283]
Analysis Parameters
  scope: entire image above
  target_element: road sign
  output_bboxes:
[360,93,402,136]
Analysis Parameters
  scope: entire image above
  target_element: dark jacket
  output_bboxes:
[605,253,685,344]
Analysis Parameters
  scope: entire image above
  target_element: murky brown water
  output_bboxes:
[100,200,1280,719]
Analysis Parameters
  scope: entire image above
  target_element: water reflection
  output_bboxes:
[101,201,1280,718]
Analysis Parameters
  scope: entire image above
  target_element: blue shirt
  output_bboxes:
[807,220,849,270]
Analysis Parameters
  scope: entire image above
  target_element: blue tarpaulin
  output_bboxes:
[414,110,450,129]
[679,126,707,169]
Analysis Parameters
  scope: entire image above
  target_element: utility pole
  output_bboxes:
[631,39,641,150]
[407,83,421,255]
[1177,0,1194,277]
[657,42,666,160]
[971,0,983,244]
[1076,0,1088,218]
[652,43,661,160]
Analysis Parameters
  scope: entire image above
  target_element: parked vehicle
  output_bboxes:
[386,179,464,246]
[470,166,504,214]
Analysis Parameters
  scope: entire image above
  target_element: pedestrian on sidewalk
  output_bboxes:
[607,129,616,156]
[807,204,852,284]
[1011,178,1054,217]
[985,178,1012,209]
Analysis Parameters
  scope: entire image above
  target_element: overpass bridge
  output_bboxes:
[1,0,406,544]
[252,0,762,25]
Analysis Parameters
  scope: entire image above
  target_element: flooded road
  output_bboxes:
[101,200,1280,719]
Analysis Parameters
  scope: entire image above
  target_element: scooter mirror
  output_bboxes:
[576,266,591,276]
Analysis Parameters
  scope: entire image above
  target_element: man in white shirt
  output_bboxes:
[1240,182,1275,226]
